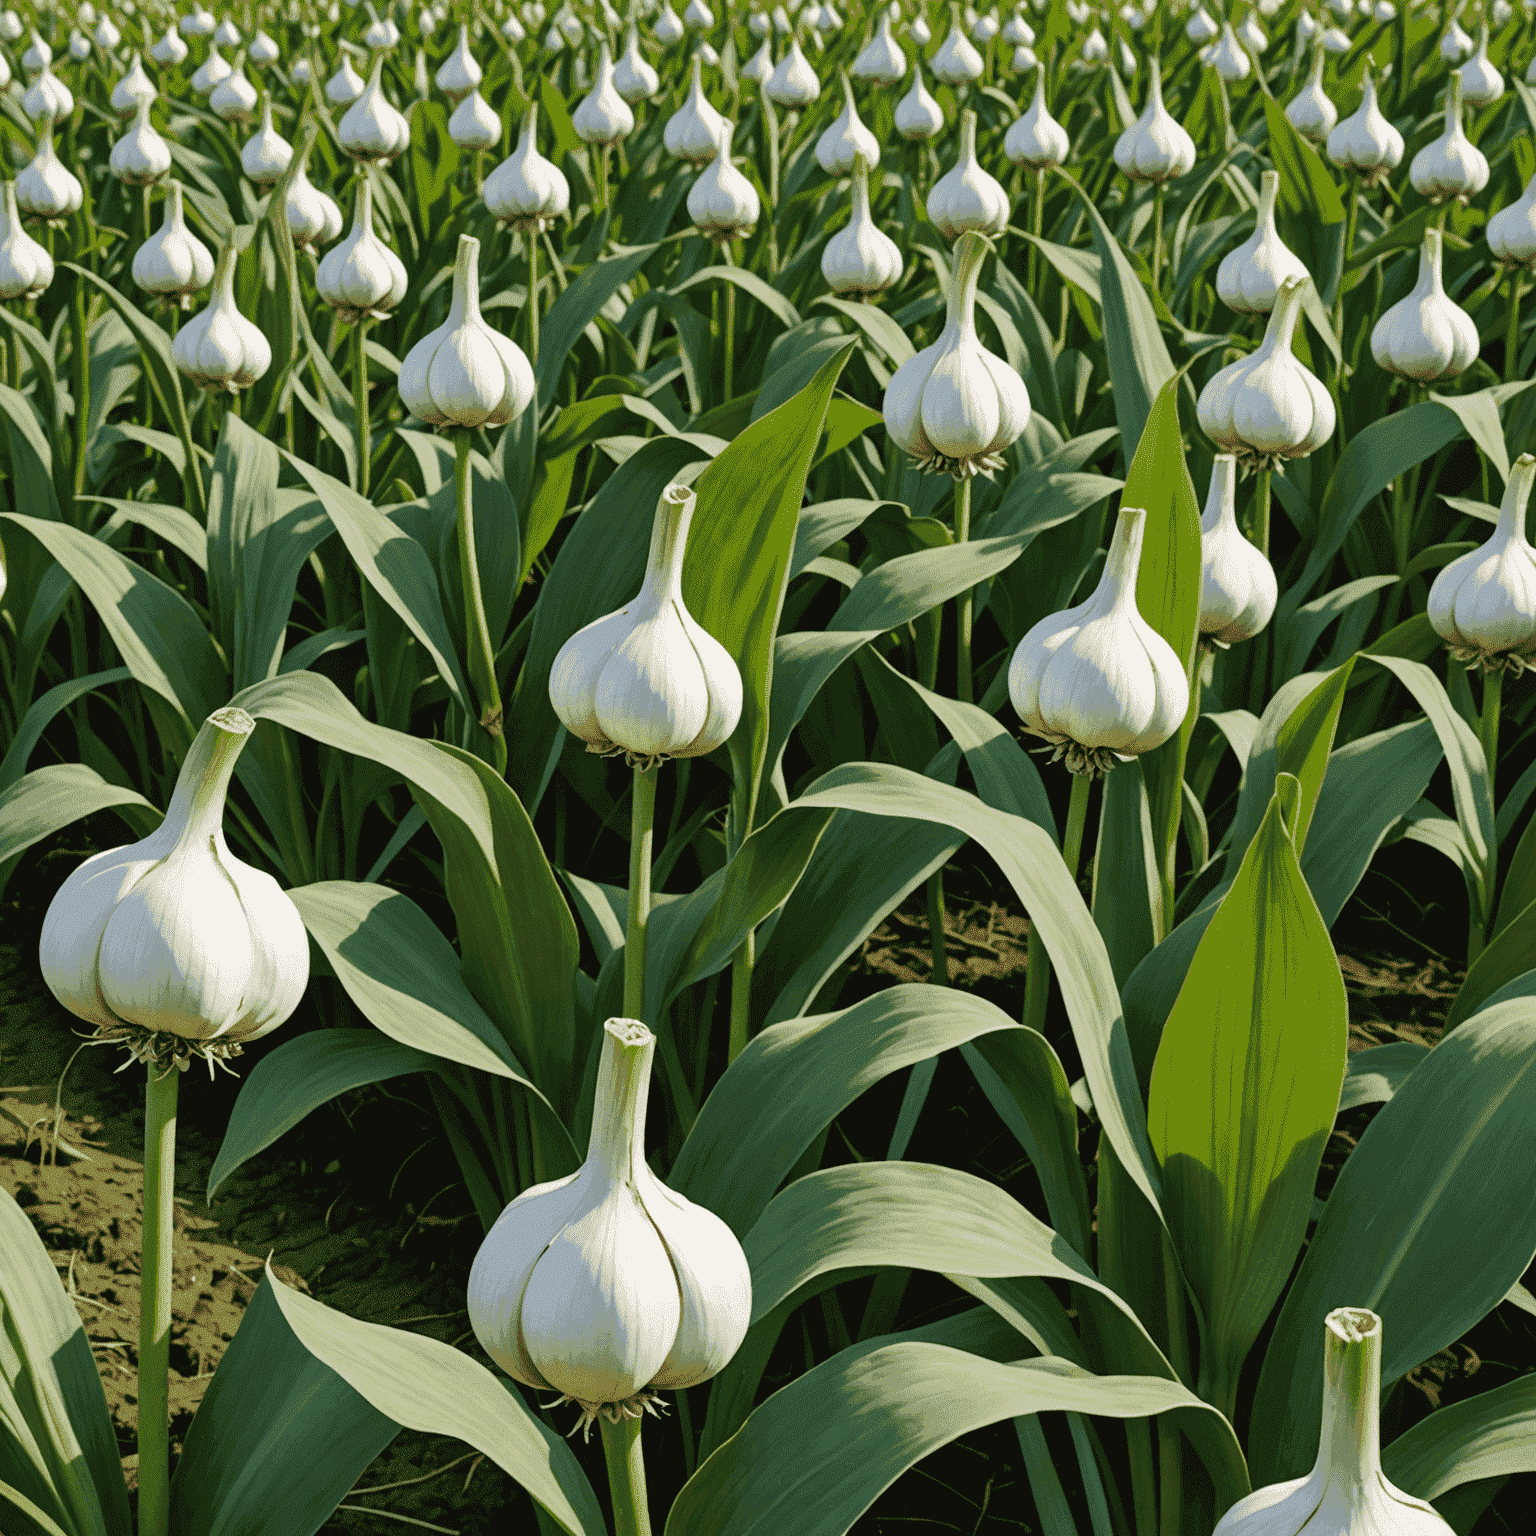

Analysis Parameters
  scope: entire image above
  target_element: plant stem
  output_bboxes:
[1029,166,1045,292]
[926,870,948,985]
[1333,178,1360,347]
[453,429,507,775]
[1471,665,1503,965]
[625,762,658,1021]
[727,928,754,1063]
[1252,466,1271,560]
[721,244,736,404]
[1151,183,1164,295]
[597,144,610,213]
[526,227,540,364]
[1505,266,1523,385]
[955,476,973,704]
[1063,773,1092,882]
[138,1065,179,1536]
[600,1413,652,1536]
[71,266,90,505]
[1157,1233,1192,1536]
[352,317,370,498]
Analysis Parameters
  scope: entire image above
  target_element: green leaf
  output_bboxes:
[536,242,661,409]
[1383,1375,1536,1503]
[673,265,801,329]
[1264,96,1345,224]
[0,670,131,793]
[0,764,157,866]
[1339,1041,1430,1113]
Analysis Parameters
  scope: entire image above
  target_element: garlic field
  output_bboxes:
[5,0,1536,1533]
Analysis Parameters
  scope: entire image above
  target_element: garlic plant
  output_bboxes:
[1114,59,1197,182]
[285,161,345,253]
[327,52,367,104]
[317,180,407,322]
[550,483,743,766]
[449,88,501,151]
[665,53,726,163]
[1199,455,1277,645]
[241,94,293,185]
[851,10,905,83]
[339,54,412,161]
[111,52,158,115]
[1209,22,1252,82]
[689,120,760,241]
[190,41,234,96]
[822,157,903,295]
[741,39,774,84]
[1489,172,1536,267]
[574,42,635,145]
[0,181,53,301]
[173,244,273,393]
[435,22,481,100]
[765,33,821,105]
[134,181,215,305]
[816,68,879,174]
[614,23,660,101]
[894,60,944,138]
[110,95,173,186]
[1409,73,1488,205]
[1439,13,1474,61]
[932,2,984,83]
[1217,170,1308,314]
[1370,228,1479,382]
[927,109,1009,240]
[1458,19,1502,105]
[21,60,73,122]
[148,24,188,66]
[1005,69,1070,169]
[1186,5,1219,43]
[485,105,571,231]
[209,50,258,120]
[15,119,85,224]
[250,28,280,67]
[1326,67,1403,185]
[1008,504,1190,777]
[1285,41,1337,143]
[654,2,684,44]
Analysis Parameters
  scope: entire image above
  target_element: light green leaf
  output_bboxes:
[0,670,131,793]
[537,242,661,408]
[1384,1375,1536,1502]
[0,764,157,866]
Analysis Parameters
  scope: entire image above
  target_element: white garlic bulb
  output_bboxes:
[1011,42,1037,70]
[765,33,821,105]
[822,157,903,295]
[291,57,314,88]
[0,10,20,43]
[816,68,879,174]
[181,8,218,39]
[15,119,84,224]
[1237,12,1268,51]
[1008,504,1190,776]
[1198,274,1335,465]
[173,244,272,392]
[1439,13,1474,62]
[363,1,400,50]
[932,2,984,83]
[134,181,215,304]
[317,179,408,322]
[1217,170,1308,314]
[1213,1310,1457,1536]
[1114,59,1197,182]
[241,94,293,185]
[94,15,121,50]
[399,234,535,429]
[66,27,90,63]
[1370,228,1479,382]
[1427,454,1536,673]
[110,95,174,187]
[654,2,685,44]
[250,29,280,67]
[0,181,54,301]
[149,24,189,65]
[339,54,413,161]
[467,1018,751,1435]
[1319,24,1351,52]
[1209,21,1251,81]
[1003,6,1035,45]
[22,63,74,123]
[1199,455,1277,645]
[851,11,905,83]
[111,53,159,116]
[214,15,242,48]
[38,708,309,1068]
[550,484,743,763]
[1080,26,1108,63]
[285,163,345,253]
[20,26,49,71]
[436,22,482,101]
[574,42,635,145]
[697,39,721,69]
[1326,68,1403,184]
[209,50,259,120]
[485,105,570,231]
[1458,21,1503,106]
[1295,9,1319,43]
[973,10,1001,42]
[1005,68,1070,169]
[741,39,774,84]
[683,0,715,27]
[748,8,771,38]
[449,88,501,150]
[501,12,527,42]
[1489,171,1536,268]
[895,59,944,138]
[911,15,933,45]
[1285,41,1337,144]
[883,230,1029,477]
[190,41,234,96]
[688,119,759,241]
[1409,73,1488,204]
[1186,5,1219,42]
[665,53,726,163]
[927,109,1009,240]
[614,24,660,101]
[326,52,366,104]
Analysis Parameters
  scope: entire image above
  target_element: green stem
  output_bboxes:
[1126,1418,1158,1536]
[1151,183,1164,296]
[1333,178,1360,349]
[1505,266,1523,385]
[955,476,973,704]
[453,429,507,774]
[727,928,754,1063]
[926,869,948,986]
[600,1412,652,1536]
[625,762,658,1021]
[597,143,610,212]
[1063,773,1092,882]
[1471,665,1503,965]
[1029,167,1044,293]
[722,244,736,404]
[1157,1233,1192,1536]
[527,228,540,364]
[137,1065,179,1536]
[352,317,370,498]
[1252,466,1271,560]
[71,266,90,506]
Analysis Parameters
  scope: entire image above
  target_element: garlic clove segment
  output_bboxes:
[822,158,903,296]
[38,707,309,1071]
[851,10,906,84]
[485,104,571,232]
[435,22,482,101]
[688,120,761,242]
[173,243,273,392]
[816,67,881,174]
[1217,170,1308,314]
[133,181,216,305]
[1370,227,1479,382]
[1005,68,1070,169]
[614,24,661,102]
[1458,20,1503,106]
[241,93,294,186]
[1199,455,1277,645]
[15,117,85,224]
[665,52,727,163]
[1114,58,1196,183]
[895,59,944,139]
[1409,71,1488,205]
[339,53,413,162]
[927,108,1010,240]
[1325,67,1403,184]
[1285,41,1337,145]
[0,180,54,300]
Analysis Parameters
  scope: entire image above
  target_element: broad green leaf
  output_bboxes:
[1093,759,1161,986]
[536,242,661,408]
[812,295,914,368]
[673,265,801,329]
[1382,1375,1536,1502]
[1275,577,1396,683]
[789,499,894,579]
[1264,97,1345,224]
[1445,895,1536,1029]
[1339,1041,1430,1113]
[0,669,131,792]
[0,764,157,866]
[82,499,207,568]
[1273,656,1356,852]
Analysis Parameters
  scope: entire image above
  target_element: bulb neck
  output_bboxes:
[1205,457,1238,532]
[1312,1308,1384,1490]
[367,52,384,92]
[165,180,186,230]
[1031,69,1047,113]
[1258,168,1279,231]
[1102,505,1149,613]
[4,181,18,227]
[353,177,373,237]
[1148,56,1163,112]
[519,103,538,154]
[1308,41,1325,85]
[644,483,697,601]
[134,93,151,125]
[450,234,482,328]
[946,230,988,329]
[1420,227,1444,294]
[850,157,871,221]
[212,242,237,306]
[1446,71,1462,131]
[1263,277,1306,356]
[164,707,257,854]
[840,65,855,112]
[716,119,735,163]
[585,1019,657,1185]
[958,107,978,165]
[690,50,703,95]
[1497,455,1536,541]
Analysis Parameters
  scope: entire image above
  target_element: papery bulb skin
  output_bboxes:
[1209,22,1251,82]
[1213,1310,1458,1536]
[37,708,310,1071]
[467,1018,751,1438]
[1427,455,1536,674]
[209,50,260,122]
[1237,12,1268,52]
[1489,172,1536,268]
[895,60,944,139]
[765,33,821,105]
[1186,5,1219,43]
[1285,42,1337,144]
[817,68,880,174]
[291,57,315,88]
[250,29,280,67]
[1005,69,1070,168]
[550,484,743,764]
[134,181,216,304]
[654,2,685,44]
[22,62,74,123]
[689,120,760,241]
[1440,14,1474,60]
[883,231,1030,478]
[973,12,1001,45]
[15,119,85,224]
[1114,59,1197,183]
[94,16,121,50]
[1008,505,1190,776]
[173,244,272,392]
[327,52,366,104]
[1458,21,1502,107]
[317,179,408,322]
[683,0,715,28]
[0,10,20,44]
[450,88,502,150]
[665,53,727,163]
[1199,456,1277,645]
[67,28,91,63]
[436,23,482,101]
[741,40,774,85]
[932,2,984,84]
[339,54,413,161]
[486,106,571,231]
[822,158,903,295]
[110,95,174,186]
[1217,170,1308,314]
[1326,68,1403,185]
[852,11,906,84]
[614,25,660,102]
[1198,275,1335,466]
[241,94,294,185]
[112,53,159,116]
[181,9,216,39]
[1409,73,1488,204]
[190,41,234,97]
[150,24,189,65]
[927,109,1009,239]
[574,42,636,145]
[286,162,345,254]
[697,40,721,69]
[399,234,535,429]
[1370,228,1479,381]
[1295,10,1320,44]
[0,181,54,300]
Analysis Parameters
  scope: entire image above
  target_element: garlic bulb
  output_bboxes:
[1217,170,1308,314]
[683,0,715,27]
[173,244,272,392]
[0,10,19,43]
[1008,504,1189,776]
[1213,1310,1457,1536]
[1003,6,1035,45]
[697,40,721,69]
[214,15,243,48]
[20,26,49,71]
[292,57,314,87]
[0,50,7,91]
[363,1,400,50]
[241,94,293,185]
[1005,68,1070,169]
[21,63,74,123]
[688,120,760,242]
[1011,43,1038,71]
[286,163,345,253]
[895,60,944,138]
[37,708,309,1070]
[1370,228,1479,382]
[550,484,743,763]
[1237,12,1268,51]
[111,53,159,116]
[467,1018,751,1436]
[134,182,215,304]
[1080,26,1108,63]
[748,8,771,38]
[973,11,1001,44]
[339,54,413,161]
[317,179,408,322]
[614,24,660,101]
[399,234,535,430]
[190,41,234,96]
[0,181,53,301]
[1296,9,1319,42]
[851,11,905,83]
[927,109,1009,239]
[1186,5,1219,42]
[250,29,280,67]
[94,15,121,50]
[66,27,90,63]
[741,40,774,84]
[765,33,821,105]
[816,68,879,174]
[1114,59,1197,183]
[502,11,527,41]
[1458,21,1502,106]
[1326,68,1403,185]
[1409,73,1488,204]
[110,94,173,189]
[822,157,903,295]
[1199,456,1277,645]
[1439,13,1474,62]
[932,2,984,83]
[665,53,726,163]
[180,8,216,39]
[15,120,84,224]
[1209,21,1251,81]
[1285,42,1337,144]
[1427,455,1536,673]
[449,88,501,150]
[210,50,259,120]
[1320,24,1351,52]
[574,42,635,145]
[1489,171,1536,268]
[485,105,570,231]
[654,2,685,44]
[1198,274,1334,466]
[149,24,188,65]
[883,231,1029,477]
[326,52,366,104]
[436,22,482,101]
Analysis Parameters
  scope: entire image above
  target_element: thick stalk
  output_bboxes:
[1062,773,1092,883]
[526,228,540,364]
[600,1413,652,1536]
[1470,665,1503,965]
[453,430,507,775]
[71,267,90,504]
[926,870,948,985]
[1333,178,1360,346]
[1151,183,1165,295]
[727,928,754,1064]
[721,244,736,404]
[137,1066,179,1536]
[955,477,974,704]
[625,763,658,1021]
[1157,1234,1192,1536]
[1252,466,1271,560]
[352,317,370,498]
[1505,266,1523,385]
[597,144,610,212]
[1029,167,1045,292]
